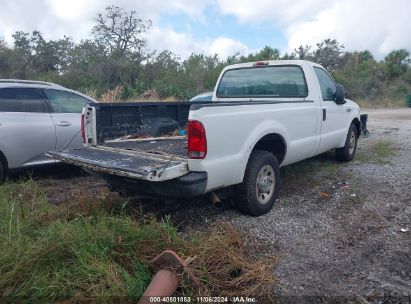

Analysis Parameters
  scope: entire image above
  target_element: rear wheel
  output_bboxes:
[336,123,358,162]
[237,150,280,216]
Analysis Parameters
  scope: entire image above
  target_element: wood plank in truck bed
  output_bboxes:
[104,137,187,158]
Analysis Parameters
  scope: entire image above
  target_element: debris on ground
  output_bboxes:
[320,192,330,198]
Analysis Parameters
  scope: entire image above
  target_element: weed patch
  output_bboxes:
[357,140,397,164]
[281,152,339,188]
[0,179,276,302]
[356,98,406,108]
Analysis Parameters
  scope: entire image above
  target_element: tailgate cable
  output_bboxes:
[63,129,81,150]
[157,138,186,178]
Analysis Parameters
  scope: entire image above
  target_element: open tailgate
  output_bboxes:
[49,147,188,181]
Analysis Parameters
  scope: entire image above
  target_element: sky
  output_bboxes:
[0,0,410,60]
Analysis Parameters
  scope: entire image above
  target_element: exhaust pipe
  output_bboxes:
[209,191,222,204]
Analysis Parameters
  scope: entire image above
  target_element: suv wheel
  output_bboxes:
[237,150,280,216]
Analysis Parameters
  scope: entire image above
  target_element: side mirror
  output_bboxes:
[335,84,346,104]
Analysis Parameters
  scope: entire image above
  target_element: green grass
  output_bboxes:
[281,152,339,186]
[0,180,181,302]
[357,140,397,164]
[0,179,276,303]
[356,98,407,108]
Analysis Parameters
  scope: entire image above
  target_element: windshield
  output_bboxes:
[216,65,308,98]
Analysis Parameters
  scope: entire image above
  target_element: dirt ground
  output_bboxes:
[20,108,411,303]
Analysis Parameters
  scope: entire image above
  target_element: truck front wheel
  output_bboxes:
[335,123,358,162]
[237,150,280,216]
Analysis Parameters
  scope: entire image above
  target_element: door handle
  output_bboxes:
[322,109,326,121]
[56,121,72,127]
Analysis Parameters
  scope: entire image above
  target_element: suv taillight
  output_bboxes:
[188,120,207,159]
[81,112,86,144]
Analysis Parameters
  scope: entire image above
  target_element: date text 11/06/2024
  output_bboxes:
[148,296,257,303]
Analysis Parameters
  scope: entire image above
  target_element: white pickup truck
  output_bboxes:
[51,60,361,216]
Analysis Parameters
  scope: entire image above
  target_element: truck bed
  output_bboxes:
[104,137,187,158]
[49,137,188,181]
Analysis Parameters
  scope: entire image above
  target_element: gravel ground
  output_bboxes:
[22,108,410,303]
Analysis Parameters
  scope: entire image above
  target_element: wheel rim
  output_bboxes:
[348,131,356,155]
[255,165,275,204]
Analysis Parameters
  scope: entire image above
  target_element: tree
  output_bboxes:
[254,46,280,61]
[293,45,313,60]
[30,31,73,74]
[312,39,344,70]
[92,6,151,56]
[0,39,12,78]
[138,50,183,97]
[1,11,410,104]
[58,39,106,90]
[86,6,153,96]
[280,52,296,60]
[183,54,217,95]
[11,31,73,75]
[384,49,410,79]
[359,50,374,63]
[0,38,6,49]
[237,46,280,63]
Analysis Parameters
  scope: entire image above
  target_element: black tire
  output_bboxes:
[336,123,358,162]
[237,150,280,216]
[0,160,5,183]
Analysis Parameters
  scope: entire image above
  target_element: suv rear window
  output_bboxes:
[0,88,45,112]
[216,65,308,98]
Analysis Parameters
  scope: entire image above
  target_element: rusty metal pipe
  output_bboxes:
[137,250,200,304]
[138,269,179,304]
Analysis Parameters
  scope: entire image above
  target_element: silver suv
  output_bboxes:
[0,79,97,181]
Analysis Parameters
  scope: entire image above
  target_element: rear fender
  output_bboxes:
[240,121,289,174]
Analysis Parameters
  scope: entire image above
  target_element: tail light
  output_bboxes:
[81,112,86,144]
[188,120,207,159]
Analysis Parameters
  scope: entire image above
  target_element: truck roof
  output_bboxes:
[223,60,322,70]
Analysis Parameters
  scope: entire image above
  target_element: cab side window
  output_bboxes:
[44,89,89,113]
[0,88,45,112]
[314,67,336,101]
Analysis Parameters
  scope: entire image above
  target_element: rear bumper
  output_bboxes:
[97,171,208,198]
